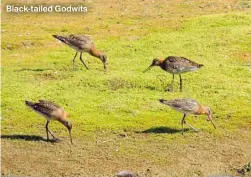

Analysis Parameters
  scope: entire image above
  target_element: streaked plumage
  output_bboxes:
[163,98,201,114]
[144,56,203,91]
[25,100,73,144]
[53,34,107,70]
[159,98,216,135]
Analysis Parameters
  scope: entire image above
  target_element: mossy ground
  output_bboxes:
[1,0,251,176]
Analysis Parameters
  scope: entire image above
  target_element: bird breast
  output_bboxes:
[167,99,200,114]
[170,106,195,114]
[68,43,92,52]
[37,108,65,121]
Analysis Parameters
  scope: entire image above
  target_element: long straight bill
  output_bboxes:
[143,66,152,73]
[69,130,73,144]
[210,119,217,129]
[208,114,216,129]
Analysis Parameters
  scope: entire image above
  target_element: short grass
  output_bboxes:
[1,0,251,177]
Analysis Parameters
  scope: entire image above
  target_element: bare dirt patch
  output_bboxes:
[2,130,251,177]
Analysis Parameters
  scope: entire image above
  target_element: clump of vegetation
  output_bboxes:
[107,77,137,91]
[237,162,251,176]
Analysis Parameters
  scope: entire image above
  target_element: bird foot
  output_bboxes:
[192,128,200,132]
[53,138,60,142]
[47,138,60,143]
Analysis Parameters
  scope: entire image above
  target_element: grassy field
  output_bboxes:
[1,0,251,176]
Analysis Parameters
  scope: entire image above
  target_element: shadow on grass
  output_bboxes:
[144,86,158,90]
[138,126,189,134]
[14,68,53,72]
[1,134,58,143]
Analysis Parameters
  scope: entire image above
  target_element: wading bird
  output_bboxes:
[25,100,73,144]
[53,34,107,71]
[143,56,203,91]
[159,98,216,135]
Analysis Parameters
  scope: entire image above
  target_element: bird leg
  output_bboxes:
[181,114,199,135]
[181,114,186,135]
[184,120,199,132]
[179,74,182,92]
[45,121,57,141]
[72,52,78,71]
[166,74,174,92]
[45,121,49,140]
[79,52,89,70]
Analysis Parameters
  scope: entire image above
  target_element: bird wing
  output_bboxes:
[165,56,202,72]
[69,34,93,43]
[26,101,56,118]
[38,100,62,109]
[63,34,94,50]
[26,100,65,119]
[166,98,199,113]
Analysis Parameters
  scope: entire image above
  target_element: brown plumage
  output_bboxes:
[53,34,107,71]
[25,100,73,144]
[144,56,203,91]
[159,98,216,135]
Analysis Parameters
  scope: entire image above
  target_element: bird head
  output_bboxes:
[143,58,161,73]
[65,120,72,130]
[204,107,212,120]
[99,54,107,70]
[64,120,73,144]
[204,106,216,129]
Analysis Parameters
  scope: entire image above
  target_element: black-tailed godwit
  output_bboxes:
[144,56,203,91]
[25,100,73,144]
[53,34,107,71]
[159,98,216,135]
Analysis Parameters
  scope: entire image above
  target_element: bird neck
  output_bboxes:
[89,46,101,58]
[158,59,164,65]
[198,105,207,115]
[158,59,166,69]
[58,118,68,127]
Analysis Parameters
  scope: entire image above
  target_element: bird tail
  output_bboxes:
[159,99,169,105]
[52,35,68,44]
[25,100,35,108]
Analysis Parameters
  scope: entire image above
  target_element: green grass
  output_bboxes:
[2,13,251,136]
[1,1,251,176]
